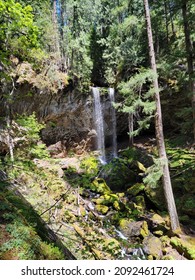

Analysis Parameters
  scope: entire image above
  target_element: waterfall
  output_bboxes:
[92,87,106,164]
[108,88,117,158]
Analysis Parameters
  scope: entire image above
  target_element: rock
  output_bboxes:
[143,234,163,259]
[101,157,137,192]
[91,178,111,194]
[162,247,187,260]
[170,236,195,260]
[59,157,82,173]
[134,196,146,211]
[47,141,66,157]
[95,205,109,215]
[151,213,166,226]
[94,193,124,211]
[119,220,149,239]
[127,183,145,196]
[145,184,166,210]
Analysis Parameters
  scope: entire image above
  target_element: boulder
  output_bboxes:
[119,220,149,239]
[170,236,195,260]
[143,234,163,259]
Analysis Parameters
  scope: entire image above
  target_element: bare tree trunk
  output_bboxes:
[128,113,134,146]
[143,0,180,231]
[5,78,15,162]
[5,103,14,162]
[52,0,61,56]
[164,0,169,47]
[182,0,195,141]
[168,0,176,39]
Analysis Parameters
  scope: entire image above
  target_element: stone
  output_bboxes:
[95,205,109,215]
[47,141,66,157]
[119,220,149,238]
[127,183,145,196]
[143,234,163,259]
[170,237,195,260]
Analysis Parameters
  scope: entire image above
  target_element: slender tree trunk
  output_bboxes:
[5,77,15,162]
[181,0,195,141]
[168,0,176,39]
[128,113,134,146]
[164,0,169,47]
[143,0,180,231]
[52,0,61,56]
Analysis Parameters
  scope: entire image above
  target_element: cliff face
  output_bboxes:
[0,84,128,154]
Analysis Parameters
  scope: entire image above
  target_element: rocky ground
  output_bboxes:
[1,142,194,260]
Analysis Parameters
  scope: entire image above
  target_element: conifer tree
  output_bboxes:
[143,0,180,231]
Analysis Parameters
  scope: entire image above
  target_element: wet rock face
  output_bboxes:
[0,86,128,153]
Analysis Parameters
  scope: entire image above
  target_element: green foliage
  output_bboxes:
[0,0,39,61]
[15,113,49,159]
[80,156,99,175]
[143,158,164,189]
[117,69,157,136]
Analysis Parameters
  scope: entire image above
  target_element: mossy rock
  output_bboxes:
[95,205,109,214]
[143,234,163,259]
[101,158,137,192]
[153,230,164,237]
[120,147,153,167]
[127,183,145,196]
[118,218,134,231]
[151,213,166,226]
[119,220,149,238]
[91,178,111,194]
[94,193,119,206]
[134,196,146,211]
[170,237,195,260]
[145,184,166,210]
[102,238,121,255]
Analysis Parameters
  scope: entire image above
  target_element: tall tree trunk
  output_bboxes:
[168,0,176,39]
[143,0,180,231]
[5,77,15,162]
[128,113,134,146]
[181,0,195,141]
[164,0,169,47]
[52,0,61,56]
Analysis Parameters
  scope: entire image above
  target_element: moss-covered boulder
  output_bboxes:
[95,205,109,214]
[100,158,137,192]
[127,183,145,196]
[134,196,146,212]
[119,220,149,238]
[91,178,111,194]
[143,234,163,259]
[145,184,166,210]
[149,213,169,234]
[170,237,195,260]
[93,193,124,211]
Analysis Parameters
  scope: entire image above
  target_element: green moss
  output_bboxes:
[92,178,111,194]
[95,205,109,214]
[140,221,149,238]
[170,237,195,260]
[127,183,145,196]
[80,156,99,175]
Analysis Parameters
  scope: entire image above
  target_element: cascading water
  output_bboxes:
[108,88,117,158]
[92,87,106,164]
